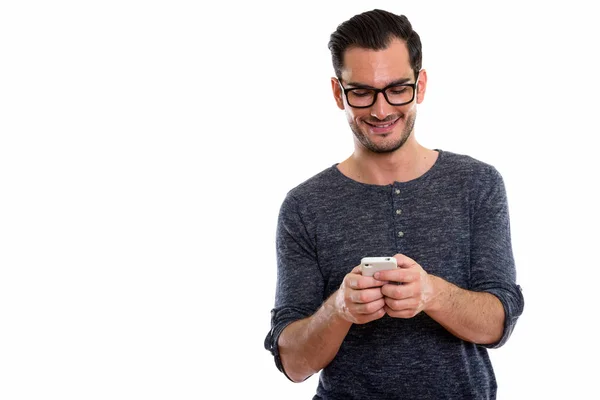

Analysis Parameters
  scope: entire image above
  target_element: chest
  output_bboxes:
[313,188,472,297]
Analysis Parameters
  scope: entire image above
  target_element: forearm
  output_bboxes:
[278,292,352,382]
[425,275,505,345]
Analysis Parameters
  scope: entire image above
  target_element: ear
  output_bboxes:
[416,69,427,104]
[331,77,345,110]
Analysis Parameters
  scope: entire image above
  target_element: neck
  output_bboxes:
[338,138,438,185]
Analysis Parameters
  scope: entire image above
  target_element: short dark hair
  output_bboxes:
[328,9,422,81]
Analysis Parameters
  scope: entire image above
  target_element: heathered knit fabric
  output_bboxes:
[265,150,524,400]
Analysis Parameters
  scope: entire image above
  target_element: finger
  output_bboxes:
[350,265,388,285]
[374,268,416,284]
[355,307,386,324]
[346,275,388,290]
[380,281,417,299]
[384,305,420,319]
[384,296,418,309]
[350,287,384,304]
[354,298,386,315]
[393,253,418,269]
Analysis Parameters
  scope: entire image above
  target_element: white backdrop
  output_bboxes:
[1,1,599,399]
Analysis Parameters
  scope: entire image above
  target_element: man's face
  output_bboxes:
[332,38,427,153]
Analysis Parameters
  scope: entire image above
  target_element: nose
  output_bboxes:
[370,92,394,120]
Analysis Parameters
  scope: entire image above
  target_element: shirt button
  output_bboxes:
[395,189,401,195]
[396,209,402,215]
[397,231,404,237]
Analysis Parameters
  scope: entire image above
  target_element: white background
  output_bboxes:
[1,1,599,399]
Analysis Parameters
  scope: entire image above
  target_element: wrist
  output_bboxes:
[424,274,446,313]
[328,289,353,325]
[326,289,344,319]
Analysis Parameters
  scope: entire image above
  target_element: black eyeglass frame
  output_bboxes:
[337,74,420,109]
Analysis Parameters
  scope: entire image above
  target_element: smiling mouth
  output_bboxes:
[366,120,397,128]
[364,117,400,131]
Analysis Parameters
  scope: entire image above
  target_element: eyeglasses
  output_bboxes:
[338,76,419,108]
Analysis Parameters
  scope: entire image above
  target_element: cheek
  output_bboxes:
[345,109,359,124]
[404,102,417,115]
[393,106,413,122]
[347,109,368,124]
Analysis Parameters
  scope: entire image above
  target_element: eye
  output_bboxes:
[388,86,408,95]
[350,89,373,97]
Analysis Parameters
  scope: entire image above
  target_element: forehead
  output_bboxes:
[341,38,412,86]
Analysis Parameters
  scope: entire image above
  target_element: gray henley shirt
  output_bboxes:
[265,149,525,399]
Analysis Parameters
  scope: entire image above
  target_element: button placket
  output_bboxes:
[393,185,405,243]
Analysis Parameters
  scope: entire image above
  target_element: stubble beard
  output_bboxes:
[350,111,417,154]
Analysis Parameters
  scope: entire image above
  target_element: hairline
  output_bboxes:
[337,38,417,82]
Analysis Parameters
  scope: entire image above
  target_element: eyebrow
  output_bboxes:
[344,77,413,89]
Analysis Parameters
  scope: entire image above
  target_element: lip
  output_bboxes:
[364,117,400,134]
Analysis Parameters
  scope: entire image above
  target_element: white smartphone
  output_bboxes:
[360,256,398,277]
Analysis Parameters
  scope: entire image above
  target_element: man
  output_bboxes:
[264,9,524,400]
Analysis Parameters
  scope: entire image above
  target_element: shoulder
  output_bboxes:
[436,150,509,211]
[437,149,504,184]
[439,150,499,175]
[284,165,343,204]
[276,165,343,219]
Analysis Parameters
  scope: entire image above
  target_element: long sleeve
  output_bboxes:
[264,192,325,374]
[469,166,525,348]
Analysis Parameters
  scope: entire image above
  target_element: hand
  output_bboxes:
[374,254,436,319]
[334,266,388,324]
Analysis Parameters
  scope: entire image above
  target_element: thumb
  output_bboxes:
[394,253,416,268]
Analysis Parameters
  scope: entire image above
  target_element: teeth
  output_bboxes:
[369,120,396,128]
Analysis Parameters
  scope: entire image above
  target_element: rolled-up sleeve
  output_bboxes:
[264,193,324,375]
[469,167,525,348]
